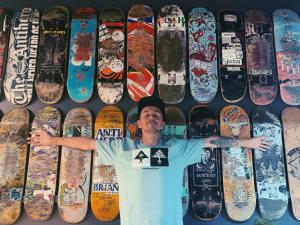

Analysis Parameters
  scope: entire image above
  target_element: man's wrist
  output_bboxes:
[51,137,58,147]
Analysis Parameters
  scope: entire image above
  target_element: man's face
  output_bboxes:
[137,106,165,133]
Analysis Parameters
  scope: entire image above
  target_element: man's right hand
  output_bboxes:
[27,129,56,147]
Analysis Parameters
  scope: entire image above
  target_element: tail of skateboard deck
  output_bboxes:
[0,108,29,224]
[218,10,247,103]
[67,7,97,103]
[0,8,11,97]
[24,107,61,221]
[58,108,92,223]
[97,7,125,104]
[4,8,40,106]
[35,5,70,104]
[188,8,218,103]
[157,5,186,104]
[188,105,222,220]
[282,107,300,220]
[245,10,278,105]
[127,5,155,102]
[273,9,300,105]
[252,107,288,220]
[91,106,123,221]
[220,105,256,221]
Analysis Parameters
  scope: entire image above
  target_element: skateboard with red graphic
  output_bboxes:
[157,5,186,104]
[245,10,278,105]
[127,5,154,102]
[67,7,97,103]
[97,7,125,104]
[188,105,222,220]
[220,105,256,221]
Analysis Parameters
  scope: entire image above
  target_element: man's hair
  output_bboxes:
[138,96,165,121]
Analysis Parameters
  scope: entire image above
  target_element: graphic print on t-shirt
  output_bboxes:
[131,148,169,168]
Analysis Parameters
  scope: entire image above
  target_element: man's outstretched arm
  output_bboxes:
[27,129,96,151]
[203,135,271,151]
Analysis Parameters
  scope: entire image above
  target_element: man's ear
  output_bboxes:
[137,119,141,129]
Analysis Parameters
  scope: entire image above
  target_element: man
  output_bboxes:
[28,96,270,225]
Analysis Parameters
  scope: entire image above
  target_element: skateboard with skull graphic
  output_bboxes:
[188,105,222,220]
[91,106,123,221]
[282,107,300,220]
[220,105,256,221]
[58,108,92,223]
[252,107,288,220]
[188,8,218,103]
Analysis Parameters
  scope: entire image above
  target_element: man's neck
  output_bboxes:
[141,132,161,146]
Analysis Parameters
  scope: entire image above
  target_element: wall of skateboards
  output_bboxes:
[1,0,300,225]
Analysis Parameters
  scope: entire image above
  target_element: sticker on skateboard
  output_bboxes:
[218,10,247,103]
[252,107,288,220]
[188,105,222,220]
[4,8,40,106]
[58,108,92,223]
[157,5,186,104]
[188,8,218,103]
[127,5,154,102]
[35,5,70,104]
[273,9,300,105]
[220,105,256,221]
[67,7,97,103]
[97,7,125,104]
[24,107,61,221]
[91,106,123,221]
[245,10,278,105]
[282,107,300,220]
[0,108,29,224]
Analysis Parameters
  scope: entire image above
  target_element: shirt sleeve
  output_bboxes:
[96,138,123,165]
[180,138,204,167]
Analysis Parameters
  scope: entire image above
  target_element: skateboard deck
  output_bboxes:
[126,105,142,140]
[220,105,256,221]
[218,10,247,103]
[67,7,97,103]
[0,108,29,224]
[252,107,288,220]
[282,107,300,220]
[127,5,154,102]
[91,106,123,221]
[97,7,125,104]
[273,9,300,105]
[0,8,11,97]
[35,5,70,104]
[157,5,186,104]
[188,8,218,103]
[58,108,92,223]
[245,10,278,105]
[188,105,222,220]
[161,106,188,216]
[24,107,61,221]
[4,8,39,106]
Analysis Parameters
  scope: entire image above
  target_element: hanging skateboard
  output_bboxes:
[218,10,247,103]
[126,105,141,140]
[4,8,40,106]
[282,107,300,220]
[188,105,222,220]
[35,5,70,104]
[161,106,189,216]
[58,108,92,223]
[220,105,256,221]
[0,8,11,97]
[188,8,218,103]
[24,107,61,221]
[157,5,186,104]
[252,107,288,220]
[127,5,154,102]
[91,106,123,221]
[67,7,97,103]
[0,108,29,224]
[273,9,300,105]
[97,7,125,104]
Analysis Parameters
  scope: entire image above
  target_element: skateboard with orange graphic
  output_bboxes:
[220,105,256,221]
[91,106,123,221]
